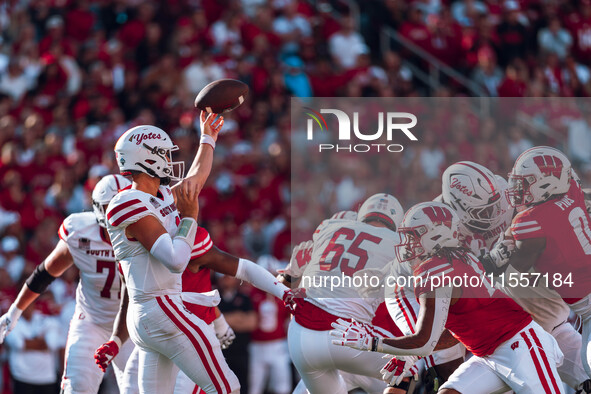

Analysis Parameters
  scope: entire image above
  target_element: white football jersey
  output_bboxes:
[58,212,121,328]
[107,185,181,302]
[301,219,401,323]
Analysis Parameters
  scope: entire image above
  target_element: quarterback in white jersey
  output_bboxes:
[288,194,408,394]
[101,118,246,394]
[440,160,588,390]
[0,174,137,394]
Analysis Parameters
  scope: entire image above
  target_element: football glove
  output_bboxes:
[381,354,419,386]
[488,233,515,268]
[0,305,23,344]
[330,318,375,351]
[213,315,235,350]
[282,288,306,314]
[94,338,121,372]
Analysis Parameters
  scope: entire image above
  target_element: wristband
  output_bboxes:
[213,314,230,333]
[200,134,216,150]
[109,335,122,349]
[371,337,380,352]
[174,217,199,247]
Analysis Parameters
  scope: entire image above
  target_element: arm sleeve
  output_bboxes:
[377,286,451,357]
[235,258,289,299]
[150,233,193,273]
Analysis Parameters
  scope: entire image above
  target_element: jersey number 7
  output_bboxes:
[97,260,121,299]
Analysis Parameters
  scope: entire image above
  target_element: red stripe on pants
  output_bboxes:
[156,296,225,393]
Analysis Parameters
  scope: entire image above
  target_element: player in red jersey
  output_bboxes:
[331,201,564,394]
[502,146,591,383]
[441,161,589,390]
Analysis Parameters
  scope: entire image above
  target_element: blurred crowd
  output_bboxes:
[0,0,590,392]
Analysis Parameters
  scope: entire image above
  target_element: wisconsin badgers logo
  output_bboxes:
[511,341,519,350]
[533,155,563,178]
[450,177,473,196]
[129,132,162,146]
[423,206,453,229]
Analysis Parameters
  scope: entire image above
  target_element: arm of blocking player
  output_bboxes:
[0,240,73,344]
[331,286,452,357]
[376,286,452,356]
[187,246,289,299]
[505,237,546,273]
[172,112,223,197]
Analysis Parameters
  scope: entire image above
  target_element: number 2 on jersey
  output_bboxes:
[319,228,382,276]
[97,260,120,299]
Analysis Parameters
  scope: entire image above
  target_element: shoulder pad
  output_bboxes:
[106,189,155,228]
[59,212,97,242]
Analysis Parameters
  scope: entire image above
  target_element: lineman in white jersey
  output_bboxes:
[288,194,408,394]
[280,210,397,394]
[440,161,589,391]
[0,174,137,394]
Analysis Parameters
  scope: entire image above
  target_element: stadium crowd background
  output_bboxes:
[1,0,591,393]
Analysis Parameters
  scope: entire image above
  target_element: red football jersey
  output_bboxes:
[510,179,591,302]
[182,227,216,324]
[250,288,290,342]
[414,253,531,357]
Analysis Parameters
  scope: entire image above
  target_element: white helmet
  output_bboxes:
[506,146,571,208]
[357,193,403,231]
[92,174,131,228]
[114,125,185,185]
[441,161,505,232]
[395,202,460,262]
[330,210,358,221]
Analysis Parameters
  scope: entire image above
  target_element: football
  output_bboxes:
[194,79,249,114]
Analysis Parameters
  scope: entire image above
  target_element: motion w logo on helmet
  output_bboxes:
[422,206,453,229]
[533,155,563,178]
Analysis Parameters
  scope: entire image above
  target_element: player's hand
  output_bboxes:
[94,340,120,372]
[380,355,419,386]
[175,180,200,220]
[0,305,23,344]
[217,326,235,350]
[282,288,306,314]
[200,111,223,142]
[330,318,374,351]
[489,233,515,267]
[213,315,235,350]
